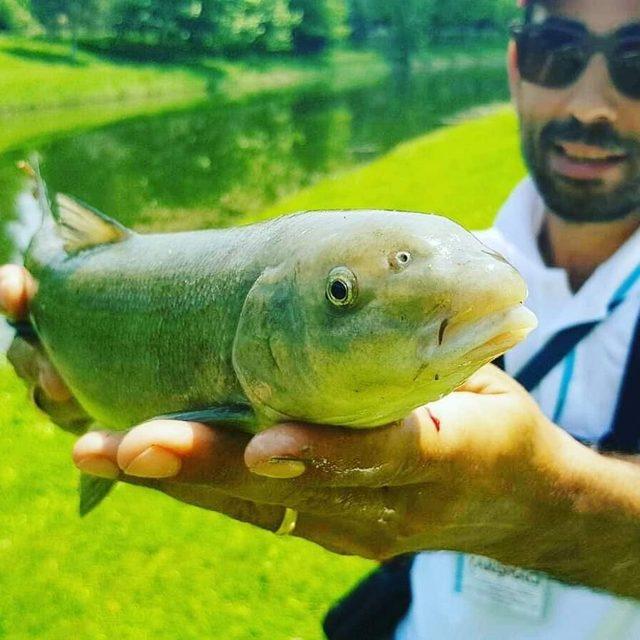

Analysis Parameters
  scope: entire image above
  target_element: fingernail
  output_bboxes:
[250,457,306,479]
[123,445,182,478]
[75,456,119,479]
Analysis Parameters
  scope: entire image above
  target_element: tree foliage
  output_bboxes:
[9,0,518,57]
[290,0,347,53]
[0,0,37,32]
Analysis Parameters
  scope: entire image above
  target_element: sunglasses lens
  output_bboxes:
[517,26,588,88]
[611,39,640,99]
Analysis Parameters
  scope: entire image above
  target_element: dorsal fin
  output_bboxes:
[55,193,130,253]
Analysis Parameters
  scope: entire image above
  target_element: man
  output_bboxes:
[2,0,640,637]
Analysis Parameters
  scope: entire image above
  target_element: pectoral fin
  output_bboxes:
[79,474,116,517]
[160,404,257,433]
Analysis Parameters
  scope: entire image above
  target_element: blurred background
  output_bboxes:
[0,1,526,638]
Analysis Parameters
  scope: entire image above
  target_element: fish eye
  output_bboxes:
[397,251,411,264]
[326,267,358,307]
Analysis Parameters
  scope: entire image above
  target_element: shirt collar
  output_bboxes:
[494,177,640,327]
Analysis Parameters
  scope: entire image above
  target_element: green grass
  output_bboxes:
[0,107,526,639]
[0,36,207,112]
[0,357,372,640]
[0,36,386,106]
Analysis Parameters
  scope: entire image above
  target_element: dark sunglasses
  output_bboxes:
[510,17,640,100]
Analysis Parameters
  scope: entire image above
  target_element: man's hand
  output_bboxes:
[0,264,91,434]
[70,364,576,562]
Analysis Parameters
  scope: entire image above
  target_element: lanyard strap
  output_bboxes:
[514,263,640,393]
[599,309,640,453]
[514,320,599,392]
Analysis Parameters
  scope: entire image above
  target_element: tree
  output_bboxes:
[30,0,110,57]
[0,0,38,33]
[184,0,301,53]
[111,0,300,53]
[344,0,431,64]
[111,0,188,44]
[290,0,348,54]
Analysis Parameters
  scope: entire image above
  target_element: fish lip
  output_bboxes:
[459,305,538,358]
[434,304,536,355]
[415,304,537,370]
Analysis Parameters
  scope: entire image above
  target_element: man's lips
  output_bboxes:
[549,141,628,181]
[557,141,627,161]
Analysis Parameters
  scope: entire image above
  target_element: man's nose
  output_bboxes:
[565,54,619,125]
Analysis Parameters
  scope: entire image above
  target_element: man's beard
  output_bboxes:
[522,117,640,223]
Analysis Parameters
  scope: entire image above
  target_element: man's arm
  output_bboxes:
[69,374,640,599]
[4,264,640,598]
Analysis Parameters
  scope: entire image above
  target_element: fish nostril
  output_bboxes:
[438,318,449,346]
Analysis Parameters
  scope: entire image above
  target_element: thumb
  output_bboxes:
[453,362,520,396]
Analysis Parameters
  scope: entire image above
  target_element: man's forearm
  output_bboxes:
[497,432,640,599]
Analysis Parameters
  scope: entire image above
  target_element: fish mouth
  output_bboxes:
[437,304,537,361]
[459,305,537,360]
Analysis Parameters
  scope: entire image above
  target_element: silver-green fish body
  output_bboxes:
[26,187,536,435]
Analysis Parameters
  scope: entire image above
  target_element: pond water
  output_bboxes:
[0,60,509,348]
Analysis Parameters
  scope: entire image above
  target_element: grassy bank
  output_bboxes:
[0,37,388,155]
[0,108,525,639]
[0,36,387,113]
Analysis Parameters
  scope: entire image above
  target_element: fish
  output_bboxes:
[21,164,537,513]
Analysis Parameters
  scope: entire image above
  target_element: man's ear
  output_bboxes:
[507,40,521,105]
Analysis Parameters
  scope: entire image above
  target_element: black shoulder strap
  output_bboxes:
[599,309,640,453]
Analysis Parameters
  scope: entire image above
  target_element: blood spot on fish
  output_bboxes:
[426,406,441,432]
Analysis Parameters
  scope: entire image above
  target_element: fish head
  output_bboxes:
[234,210,537,428]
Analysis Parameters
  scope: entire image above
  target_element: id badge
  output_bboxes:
[455,554,549,621]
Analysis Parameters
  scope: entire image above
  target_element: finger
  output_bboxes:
[73,430,124,479]
[112,421,352,511]
[32,386,92,435]
[0,264,36,320]
[74,421,398,521]
[244,412,446,488]
[7,334,88,433]
[76,420,284,493]
[115,420,252,481]
[245,389,522,488]
[6,336,41,384]
[38,360,72,403]
[7,334,72,402]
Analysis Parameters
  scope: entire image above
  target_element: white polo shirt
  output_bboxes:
[397,178,640,640]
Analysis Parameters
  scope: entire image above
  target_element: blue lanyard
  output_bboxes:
[514,263,640,422]
[551,263,640,422]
